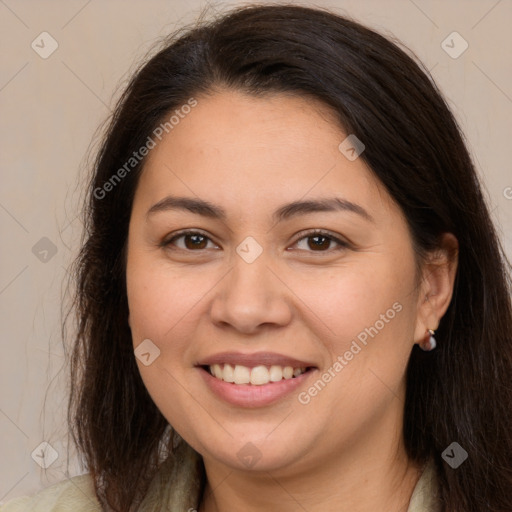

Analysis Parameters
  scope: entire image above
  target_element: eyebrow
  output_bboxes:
[146,195,373,223]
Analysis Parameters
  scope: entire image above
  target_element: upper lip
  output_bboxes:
[197,351,316,369]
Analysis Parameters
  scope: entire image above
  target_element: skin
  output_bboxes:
[126,88,458,512]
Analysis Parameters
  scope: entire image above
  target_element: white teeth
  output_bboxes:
[233,365,251,384]
[208,363,307,385]
[269,365,283,382]
[212,364,223,379]
[250,365,270,385]
[283,366,294,379]
[223,363,235,383]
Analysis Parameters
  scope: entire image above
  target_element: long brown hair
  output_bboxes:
[67,4,512,511]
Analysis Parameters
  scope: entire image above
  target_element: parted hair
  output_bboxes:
[67,4,512,511]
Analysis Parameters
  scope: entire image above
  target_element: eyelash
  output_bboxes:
[161,229,351,254]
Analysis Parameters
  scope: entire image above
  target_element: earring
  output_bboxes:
[419,328,436,351]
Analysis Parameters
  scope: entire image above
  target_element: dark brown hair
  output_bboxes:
[67,4,512,511]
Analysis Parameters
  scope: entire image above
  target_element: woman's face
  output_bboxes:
[126,89,430,474]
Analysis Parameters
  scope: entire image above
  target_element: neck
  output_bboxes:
[199,428,422,512]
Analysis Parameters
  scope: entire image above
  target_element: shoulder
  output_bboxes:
[0,474,101,512]
[407,458,441,512]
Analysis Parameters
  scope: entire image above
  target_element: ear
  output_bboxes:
[413,232,459,343]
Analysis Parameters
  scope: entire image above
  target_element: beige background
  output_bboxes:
[1,0,511,502]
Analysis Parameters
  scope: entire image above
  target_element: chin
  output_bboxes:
[185,422,314,473]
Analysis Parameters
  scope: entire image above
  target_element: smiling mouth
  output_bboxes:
[203,363,314,385]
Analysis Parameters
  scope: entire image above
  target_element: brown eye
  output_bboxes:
[164,231,217,251]
[307,235,332,251]
[293,230,350,253]
[183,233,208,250]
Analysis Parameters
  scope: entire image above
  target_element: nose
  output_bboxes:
[209,253,293,335]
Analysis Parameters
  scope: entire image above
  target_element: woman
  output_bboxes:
[3,4,511,512]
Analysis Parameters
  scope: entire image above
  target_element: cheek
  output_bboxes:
[126,253,210,344]
[298,257,417,405]
[126,257,209,431]
[301,259,410,344]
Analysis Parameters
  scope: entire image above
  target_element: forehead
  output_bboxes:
[134,89,395,223]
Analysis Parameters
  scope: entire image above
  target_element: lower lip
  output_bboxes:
[198,367,316,408]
